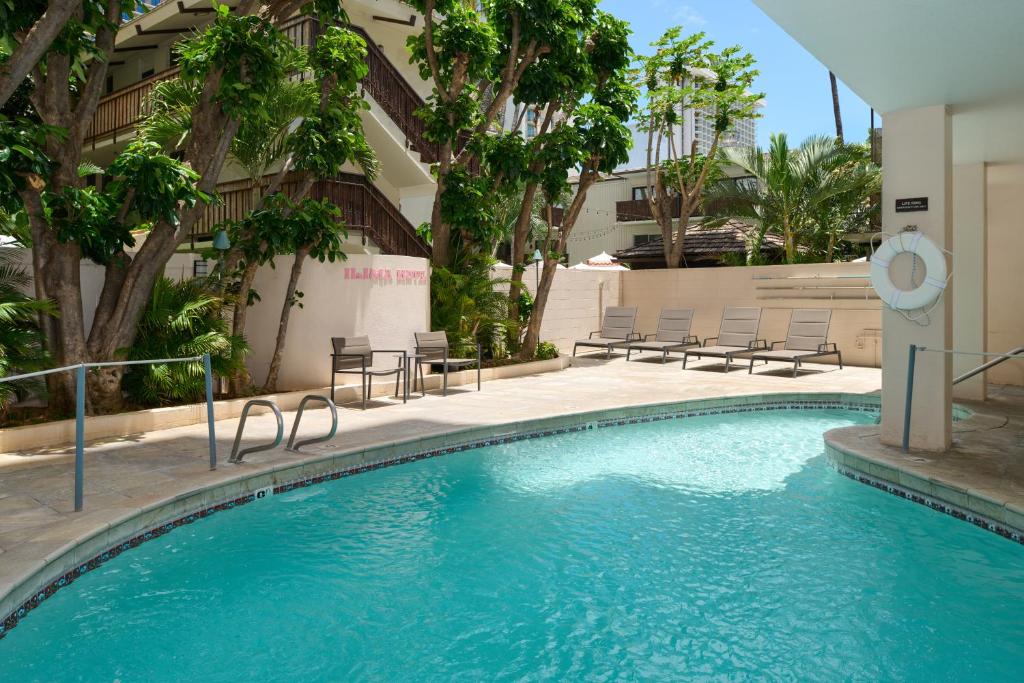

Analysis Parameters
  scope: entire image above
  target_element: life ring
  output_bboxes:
[870,233,947,310]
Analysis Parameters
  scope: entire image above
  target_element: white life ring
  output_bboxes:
[870,233,947,310]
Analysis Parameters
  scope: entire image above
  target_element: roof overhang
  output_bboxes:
[752,0,1024,163]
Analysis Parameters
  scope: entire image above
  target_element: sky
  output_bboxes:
[601,0,872,149]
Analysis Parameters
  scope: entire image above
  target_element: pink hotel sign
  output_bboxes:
[343,267,428,285]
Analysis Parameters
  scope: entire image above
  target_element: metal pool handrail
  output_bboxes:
[902,345,1024,452]
[0,354,217,511]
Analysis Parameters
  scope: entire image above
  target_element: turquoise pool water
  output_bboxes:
[4,408,1024,681]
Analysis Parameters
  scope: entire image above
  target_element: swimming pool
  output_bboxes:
[3,407,1023,680]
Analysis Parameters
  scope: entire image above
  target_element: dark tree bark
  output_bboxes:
[0,0,81,107]
[830,71,844,142]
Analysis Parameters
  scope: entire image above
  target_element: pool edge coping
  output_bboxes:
[0,390,918,640]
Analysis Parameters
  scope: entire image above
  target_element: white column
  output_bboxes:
[952,163,987,401]
[879,106,953,451]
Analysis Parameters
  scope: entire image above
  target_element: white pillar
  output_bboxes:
[879,106,953,451]
[952,163,987,401]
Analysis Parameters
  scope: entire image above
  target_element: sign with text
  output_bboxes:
[343,267,428,285]
[895,197,928,213]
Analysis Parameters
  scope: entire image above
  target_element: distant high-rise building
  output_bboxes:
[685,105,759,157]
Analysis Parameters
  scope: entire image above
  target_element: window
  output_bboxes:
[525,108,538,138]
[104,74,114,94]
[140,68,154,79]
[193,260,209,277]
[631,186,647,201]
[633,234,658,246]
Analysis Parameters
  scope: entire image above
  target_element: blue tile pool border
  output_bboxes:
[0,395,884,640]
[831,465,1024,546]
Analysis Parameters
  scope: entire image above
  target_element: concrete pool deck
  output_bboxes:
[0,353,1018,634]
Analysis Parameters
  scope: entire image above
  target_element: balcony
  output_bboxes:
[194,173,431,259]
[87,18,435,166]
[616,197,681,222]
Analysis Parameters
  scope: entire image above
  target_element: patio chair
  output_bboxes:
[330,336,406,409]
[414,331,481,396]
[625,308,700,362]
[572,306,640,359]
[682,306,766,372]
[747,309,843,377]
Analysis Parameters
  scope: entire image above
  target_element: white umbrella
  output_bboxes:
[491,261,513,269]
[570,262,628,271]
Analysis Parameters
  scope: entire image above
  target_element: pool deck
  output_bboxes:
[5,352,1021,634]
[825,384,1024,540]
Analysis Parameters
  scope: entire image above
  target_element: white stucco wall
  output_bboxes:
[245,253,430,391]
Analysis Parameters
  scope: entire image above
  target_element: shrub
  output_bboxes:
[122,276,248,407]
[0,249,53,414]
[534,341,560,361]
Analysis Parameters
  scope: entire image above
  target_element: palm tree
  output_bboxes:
[705,133,879,263]
[829,71,844,141]
[0,250,54,413]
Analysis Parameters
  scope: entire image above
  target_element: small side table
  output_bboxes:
[403,353,428,400]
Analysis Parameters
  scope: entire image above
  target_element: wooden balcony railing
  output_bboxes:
[351,26,439,164]
[193,173,430,259]
[87,17,437,169]
[616,197,682,222]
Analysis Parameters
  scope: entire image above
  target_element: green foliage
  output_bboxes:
[706,133,881,264]
[0,249,54,411]
[430,256,515,359]
[0,115,59,212]
[176,5,299,120]
[534,341,559,360]
[107,140,208,226]
[45,185,131,264]
[122,277,248,407]
[636,27,761,157]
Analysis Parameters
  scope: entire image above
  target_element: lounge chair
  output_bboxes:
[414,331,481,396]
[625,308,699,362]
[572,306,639,359]
[330,336,406,409]
[682,306,766,372]
[747,309,843,377]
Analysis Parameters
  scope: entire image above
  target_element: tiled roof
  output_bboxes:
[613,220,784,262]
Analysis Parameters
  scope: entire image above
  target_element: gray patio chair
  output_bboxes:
[572,306,640,359]
[414,331,481,396]
[682,306,766,372]
[747,309,843,377]
[330,336,406,409]
[625,308,700,362]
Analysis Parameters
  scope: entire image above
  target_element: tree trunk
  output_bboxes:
[263,246,309,392]
[520,255,558,359]
[507,181,540,319]
[0,0,81,107]
[829,71,844,142]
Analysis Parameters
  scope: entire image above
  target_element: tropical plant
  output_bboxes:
[407,0,605,267]
[122,277,248,407]
[9,1,363,413]
[430,256,515,359]
[534,341,559,360]
[705,133,880,264]
[635,26,762,268]
[0,249,53,413]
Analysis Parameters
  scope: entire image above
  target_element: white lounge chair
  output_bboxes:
[625,308,699,363]
[747,309,843,377]
[572,307,639,359]
[682,307,766,372]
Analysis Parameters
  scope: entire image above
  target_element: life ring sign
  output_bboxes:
[870,233,948,310]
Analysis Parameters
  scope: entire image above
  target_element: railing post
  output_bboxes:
[203,353,217,470]
[74,364,86,512]
[902,344,917,453]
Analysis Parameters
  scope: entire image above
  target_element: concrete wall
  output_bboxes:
[499,264,622,352]
[245,253,430,391]
[620,262,882,367]
[985,163,1024,385]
